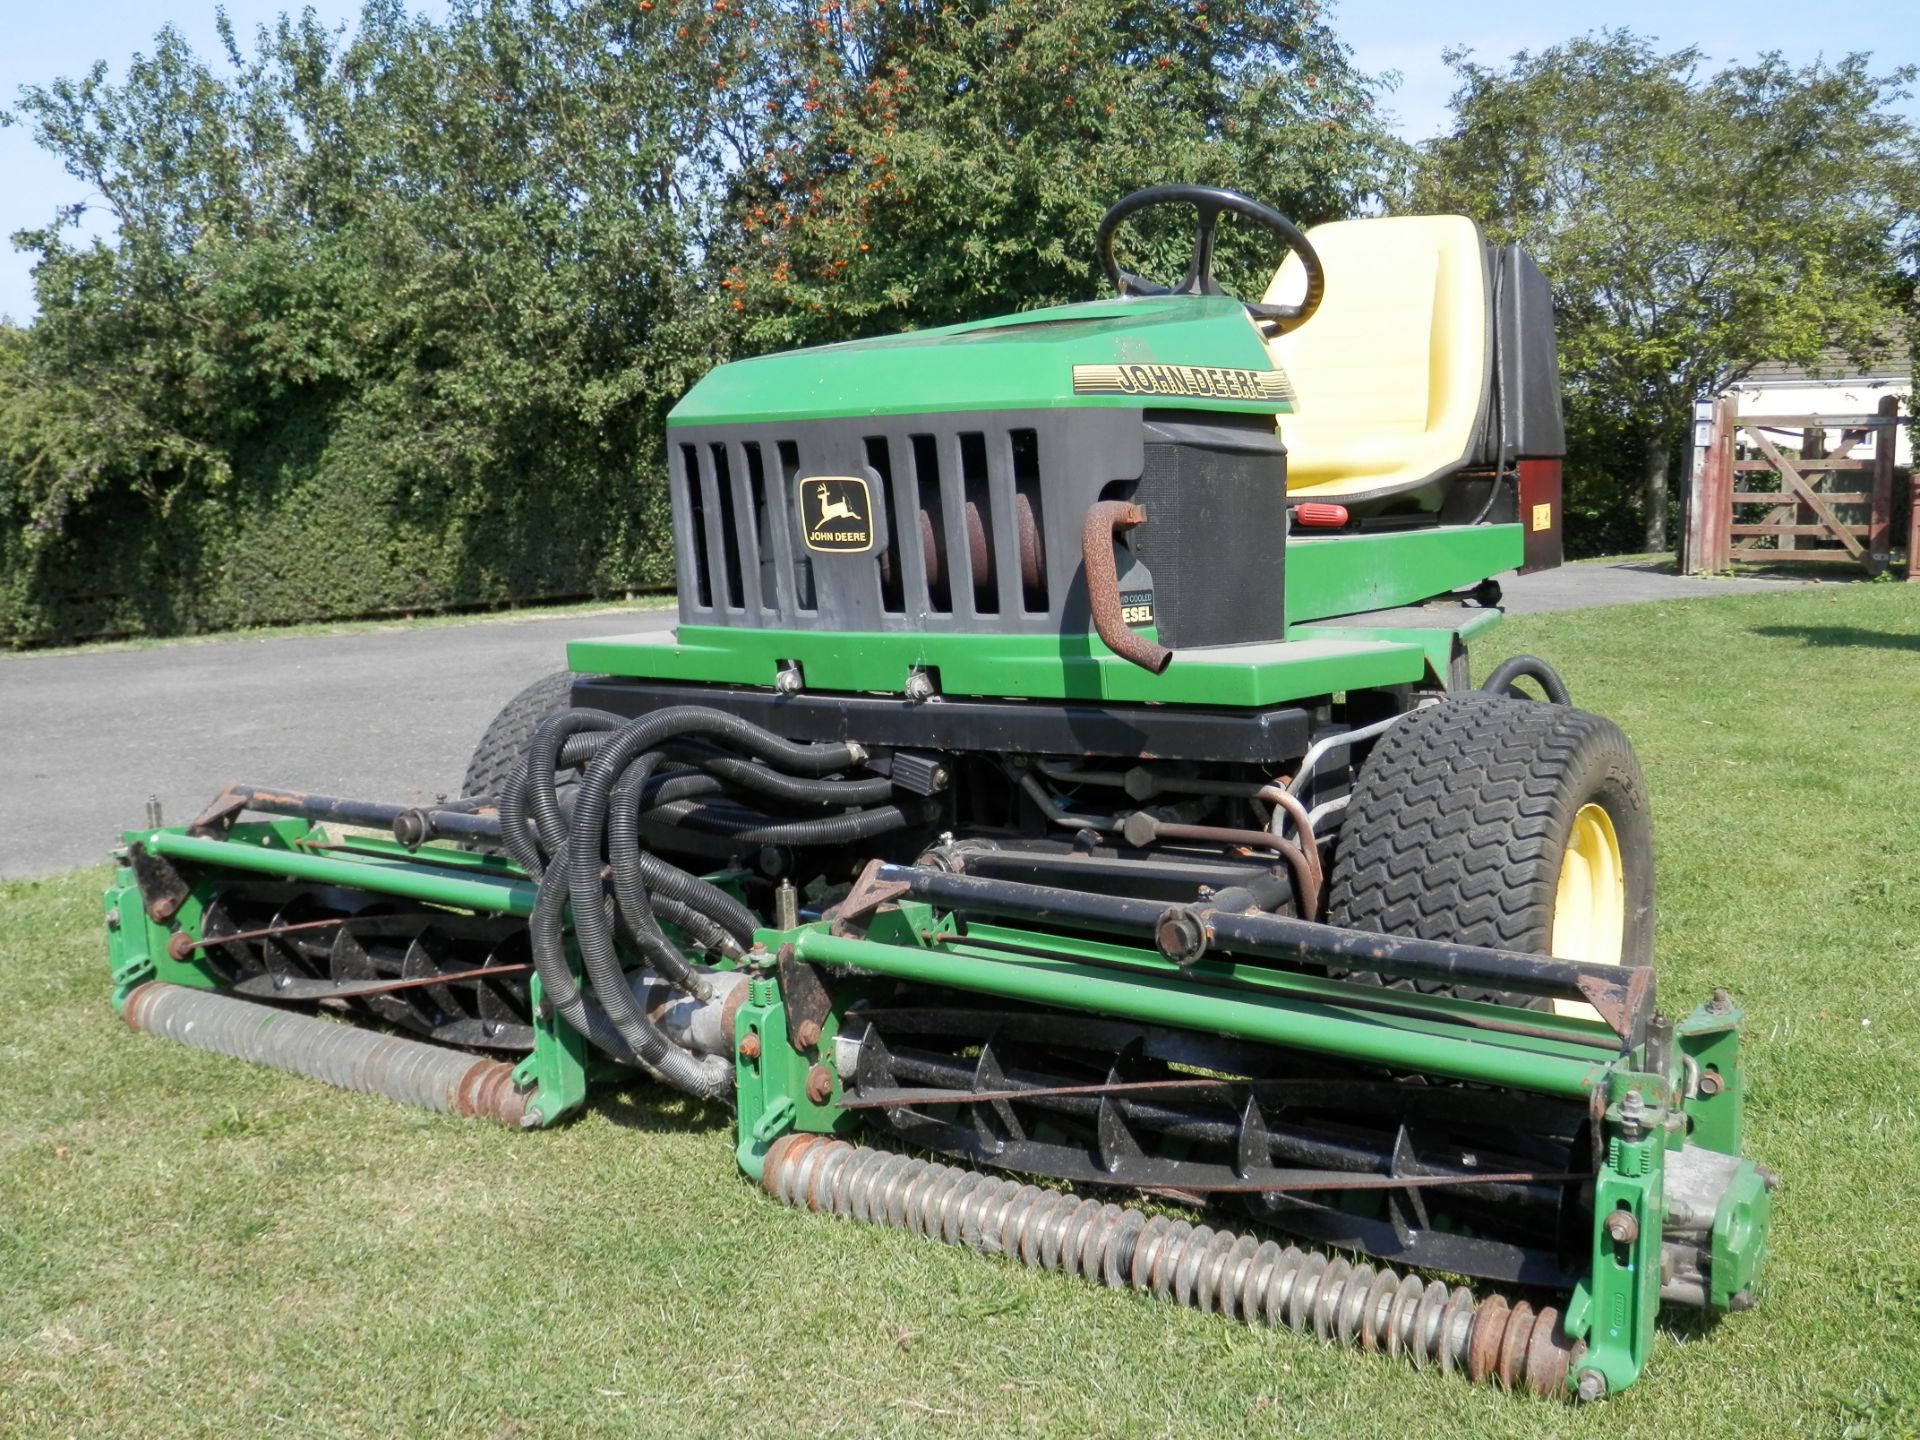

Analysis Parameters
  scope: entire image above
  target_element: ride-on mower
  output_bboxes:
[102,187,1772,1401]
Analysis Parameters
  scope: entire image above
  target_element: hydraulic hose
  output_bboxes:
[585,774,733,1091]
[526,860,646,1070]
[609,752,713,1001]
[646,798,933,846]
[525,710,622,859]
[564,708,864,1098]
[1479,656,1571,706]
[549,857,731,1099]
[634,850,758,947]
[668,747,896,808]
[647,890,746,961]
[497,757,545,876]
[499,727,618,878]
[504,703,880,1095]
[641,772,727,807]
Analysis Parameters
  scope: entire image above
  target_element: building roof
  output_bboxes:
[1739,348,1909,385]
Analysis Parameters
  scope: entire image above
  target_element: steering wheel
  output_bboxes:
[1095,184,1325,335]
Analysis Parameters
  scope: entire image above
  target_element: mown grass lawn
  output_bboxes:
[4,582,1919,1439]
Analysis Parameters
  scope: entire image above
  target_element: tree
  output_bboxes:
[1411,32,1920,550]
[0,1,770,639]
[722,0,1399,348]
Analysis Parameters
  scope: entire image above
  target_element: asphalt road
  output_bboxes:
[0,562,1813,880]
[1498,557,1810,614]
[0,606,676,879]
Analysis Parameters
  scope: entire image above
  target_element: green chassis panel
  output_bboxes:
[569,629,1425,706]
[1285,526,1521,623]
[670,295,1292,426]
[569,526,1522,704]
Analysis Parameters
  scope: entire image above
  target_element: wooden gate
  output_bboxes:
[1686,393,1902,575]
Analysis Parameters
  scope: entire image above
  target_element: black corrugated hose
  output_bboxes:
[1478,655,1572,706]
[505,703,914,1101]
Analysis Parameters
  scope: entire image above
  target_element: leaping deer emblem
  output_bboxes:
[815,482,861,524]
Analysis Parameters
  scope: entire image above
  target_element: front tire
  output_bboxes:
[1326,694,1653,1005]
[460,670,575,799]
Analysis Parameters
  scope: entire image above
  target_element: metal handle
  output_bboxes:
[1081,501,1172,674]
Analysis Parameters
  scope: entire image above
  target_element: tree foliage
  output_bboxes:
[726,0,1391,344]
[0,1,772,642]
[0,0,1393,644]
[1410,32,1920,549]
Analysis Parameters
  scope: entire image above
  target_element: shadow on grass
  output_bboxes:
[1751,624,1920,652]
[1718,560,1874,583]
[1658,1307,1726,1343]
[590,1079,730,1138]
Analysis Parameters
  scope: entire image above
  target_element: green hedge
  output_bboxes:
[0,398,674,647]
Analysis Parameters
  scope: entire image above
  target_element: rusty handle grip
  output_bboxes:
[1081,501,1172,674]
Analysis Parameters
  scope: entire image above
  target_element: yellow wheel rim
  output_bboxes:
[1550,803,1625,966]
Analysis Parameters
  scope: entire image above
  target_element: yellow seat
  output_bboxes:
[1263,216,1491,501]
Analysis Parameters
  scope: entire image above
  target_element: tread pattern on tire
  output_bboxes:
[460,670,575,799]
[1327,694,1652,986]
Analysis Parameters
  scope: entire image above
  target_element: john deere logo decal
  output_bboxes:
[1072,363,1293,403]
[799,476,874,554]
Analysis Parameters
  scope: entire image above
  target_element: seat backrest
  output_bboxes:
[1262,215,1492,500]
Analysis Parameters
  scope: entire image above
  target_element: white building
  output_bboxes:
[1720,354,1911,466]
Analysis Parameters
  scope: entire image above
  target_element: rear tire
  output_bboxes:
[461,670,575,799]
[1326,694,1653,1005]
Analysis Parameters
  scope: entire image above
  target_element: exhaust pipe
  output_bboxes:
[1082,501,1172,674]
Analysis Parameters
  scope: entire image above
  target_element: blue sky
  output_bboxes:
[2,0,1916,323]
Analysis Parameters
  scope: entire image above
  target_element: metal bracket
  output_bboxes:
[1575,966,1654,1046]
[829,859,913,938]
[1385,1123,1433,1241]
[751,1096,798,1144]
[127,841,192,923]
[187,785,250,840]
[776,942,834,1052]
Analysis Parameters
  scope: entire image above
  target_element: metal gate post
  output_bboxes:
[1869,394,1896,577]
[1683,399,1712,573]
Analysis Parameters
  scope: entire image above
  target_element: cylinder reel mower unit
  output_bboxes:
[101,187,1772,1403]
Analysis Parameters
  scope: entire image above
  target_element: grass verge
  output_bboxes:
[4,583,1920,1437]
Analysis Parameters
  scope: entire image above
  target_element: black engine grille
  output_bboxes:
[667,407,1287,646]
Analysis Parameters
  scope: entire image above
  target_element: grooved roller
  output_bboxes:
[123,982,527,1126]
[763,1135,1582,1398]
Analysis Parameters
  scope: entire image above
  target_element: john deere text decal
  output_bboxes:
[1071,363,1293,403]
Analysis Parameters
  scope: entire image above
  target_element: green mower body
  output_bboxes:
[576,290,1532,704]
[102,191,1769,1403]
